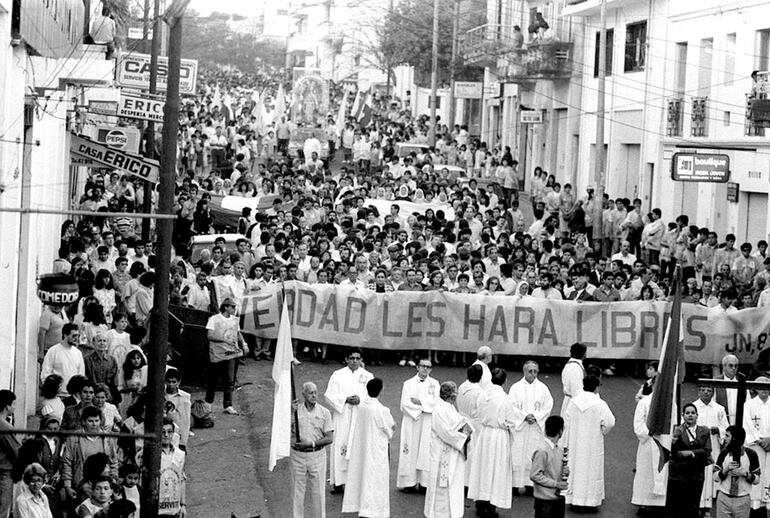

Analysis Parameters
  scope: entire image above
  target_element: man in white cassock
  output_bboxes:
[342,377,395,518]
[471,346,493,390]
[423,381,472,518]
[692,384,728,512]
[456,363,484,487]
[560,343,587,416]
[508,360,553,492]
[324,348,373,491]
[631,383,667,511]
[743,377,770,512]
[467,368,518,516]
[563,375,615,510]
[397,357,440,491]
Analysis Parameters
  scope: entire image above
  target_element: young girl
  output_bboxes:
[122,350,147,393]
[93,269,117,325]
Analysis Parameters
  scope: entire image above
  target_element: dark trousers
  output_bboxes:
[534,496,565,518]
[211,148,226,169]
[205,358,237,408]
[666,477,704,518]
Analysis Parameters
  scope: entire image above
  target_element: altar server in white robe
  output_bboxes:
[563,375,615,509]
[631,383,667,510]
[324,348,373,490]
[560,342,587,416]
[456,363,484,486]
[342,378,395,518]
[467,368,518,516]
[508,360,553,491]
[397,357,440,490]
[743,377,770,511]
[424,381,472,518]
[692,384,728,510]
[471,346,493,390]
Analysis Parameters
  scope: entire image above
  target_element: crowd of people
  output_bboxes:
[12,61,770,518]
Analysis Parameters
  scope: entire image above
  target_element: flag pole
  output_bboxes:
[281,281,301,443]
[673,265,682,426]
[291,362,300,442]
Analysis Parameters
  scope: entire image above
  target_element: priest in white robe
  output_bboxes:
[324,348,373,489]
[424,381,472,518]
[508,360,553,490]
[467,368,518,515]
[743,378,770,511]
[471,345,493,390]
[631,386,667,509]
[342,378,395,518]
[692,385,728,510]
[560,343,587,416]
[456,363,484,486]
[563,375,615,509]
[397,358,440,490]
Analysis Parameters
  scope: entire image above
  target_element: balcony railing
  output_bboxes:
[691,96,708,137]
[666,97,683,137]
[498,42,573,81]
[461,24,520,68]
[746,93,770,136]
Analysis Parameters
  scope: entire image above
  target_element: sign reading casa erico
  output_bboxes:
[70,133,159,183]
[671,152,730,182]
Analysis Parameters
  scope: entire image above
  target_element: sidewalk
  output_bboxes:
[186,375,269,518]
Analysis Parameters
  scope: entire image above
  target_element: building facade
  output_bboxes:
[0,0,117,423]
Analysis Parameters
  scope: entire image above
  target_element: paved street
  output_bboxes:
[186,355,704,517]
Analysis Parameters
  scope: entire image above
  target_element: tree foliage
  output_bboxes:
[179,13,286,71]
[370,0,485,85]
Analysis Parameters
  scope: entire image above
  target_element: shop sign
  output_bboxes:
[671,153,730,182]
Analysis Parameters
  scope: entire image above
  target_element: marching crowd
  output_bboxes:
[8,62,770,518]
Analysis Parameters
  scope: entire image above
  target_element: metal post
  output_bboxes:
[593,0,607,254]
[142,0,161,242]
[141,3,187,516]
[429,0,440,147]
[448,0,461,129]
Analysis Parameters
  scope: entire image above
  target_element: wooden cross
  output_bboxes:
[697,374,770,427]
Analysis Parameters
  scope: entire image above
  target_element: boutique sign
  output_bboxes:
[671,153,730,182]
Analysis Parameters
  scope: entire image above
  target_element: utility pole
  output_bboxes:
[429,0,440,146]
[142,0,161,241]
[141,0,190,515]
[593,0,607,255]
[448,0,461,130]
[385,0,394,100]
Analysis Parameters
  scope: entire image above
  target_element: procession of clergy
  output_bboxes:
[292,344,770,518]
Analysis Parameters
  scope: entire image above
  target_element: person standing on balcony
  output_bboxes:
[512,26,524,49]
[89,6,116,60]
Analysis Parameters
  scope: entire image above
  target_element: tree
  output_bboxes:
[361,0,485,85]
[179,13,287,71]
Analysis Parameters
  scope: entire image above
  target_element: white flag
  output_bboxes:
[268,299,296,471]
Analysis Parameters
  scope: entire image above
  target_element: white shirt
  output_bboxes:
[40,343,85,390]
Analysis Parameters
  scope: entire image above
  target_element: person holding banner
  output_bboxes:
[204,298,248,416]
[397,358,439,492]
[290,381,333,518]
[324,348,373,493]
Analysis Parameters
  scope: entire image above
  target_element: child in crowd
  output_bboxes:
[118,463,141,517]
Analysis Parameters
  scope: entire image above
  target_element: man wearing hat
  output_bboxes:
[205,298,248,415]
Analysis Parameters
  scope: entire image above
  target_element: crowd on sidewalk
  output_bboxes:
[11,63,770,518]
